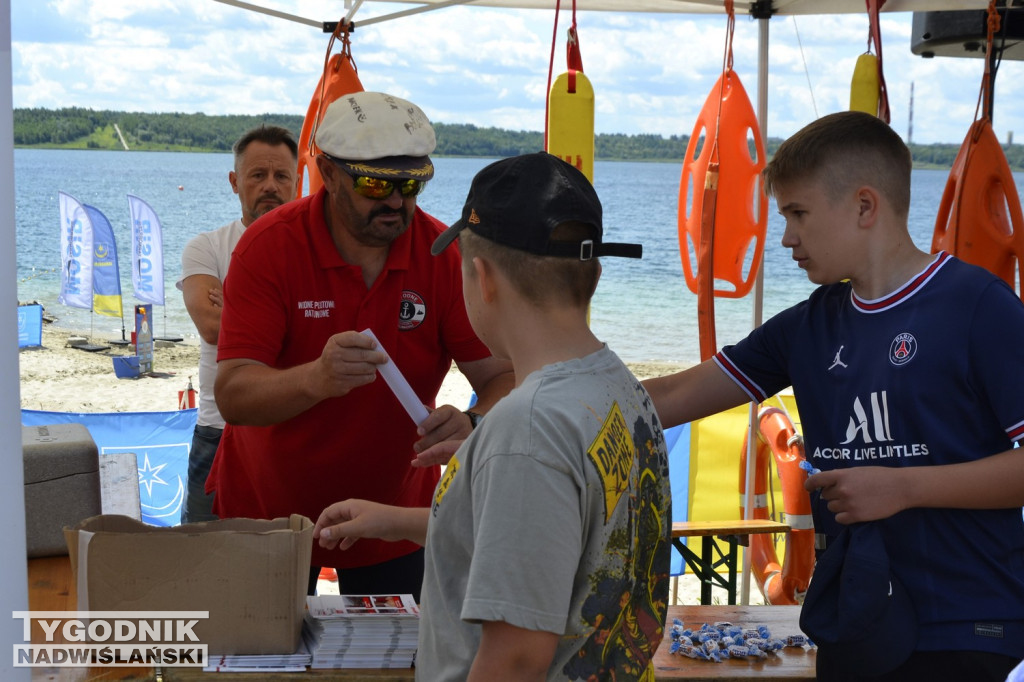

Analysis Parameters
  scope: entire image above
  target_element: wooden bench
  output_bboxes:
[672,519,790,605]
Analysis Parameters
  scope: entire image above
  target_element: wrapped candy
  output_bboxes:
[799,460,821,476]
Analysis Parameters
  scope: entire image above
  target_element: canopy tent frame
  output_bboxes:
[211,0,996,607]
[212,0,991,30]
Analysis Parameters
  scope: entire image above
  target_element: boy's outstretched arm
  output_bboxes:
[411,356,514,457]
[468,620,559,682]
[411,438,463,468]
[313,499,430,550]
[642,359,750,429]
[807,446,1024,525]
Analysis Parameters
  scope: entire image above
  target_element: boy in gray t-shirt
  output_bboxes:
[314,152,672,681]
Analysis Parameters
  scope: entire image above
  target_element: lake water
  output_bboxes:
[15,149,1024,366]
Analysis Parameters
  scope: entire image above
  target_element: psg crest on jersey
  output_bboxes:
[889,332,917,366]
[399,290,427,330]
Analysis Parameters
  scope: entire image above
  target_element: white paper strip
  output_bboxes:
[361,329,430,426]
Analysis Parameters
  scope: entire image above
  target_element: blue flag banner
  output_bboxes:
[17,304,43,348]
[665,422,691,575]
[21,409,197,527]
[57,191,95,310]
[127,194,165,305]
[84,204,124,319]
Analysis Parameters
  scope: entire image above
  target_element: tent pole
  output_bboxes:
[1,0,33,674]
[740,9,771,608]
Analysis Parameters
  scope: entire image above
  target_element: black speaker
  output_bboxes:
[911,7,1024,61]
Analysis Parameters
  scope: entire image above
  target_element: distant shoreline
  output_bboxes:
[11,147,986,172]
[16,108,1022,170]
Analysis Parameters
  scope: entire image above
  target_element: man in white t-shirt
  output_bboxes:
[175,125,298,523]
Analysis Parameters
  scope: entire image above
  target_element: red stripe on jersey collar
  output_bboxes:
[852,251,951,313]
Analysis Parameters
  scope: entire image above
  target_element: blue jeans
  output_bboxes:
[181,424,221,524]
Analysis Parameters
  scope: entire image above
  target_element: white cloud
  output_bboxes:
[11,1,1024,144]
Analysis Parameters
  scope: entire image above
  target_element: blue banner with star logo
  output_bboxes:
[21,409,196,526]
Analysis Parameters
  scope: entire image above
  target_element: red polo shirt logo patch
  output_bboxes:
[399,290,426,330]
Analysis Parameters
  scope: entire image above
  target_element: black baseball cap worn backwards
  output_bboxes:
[430,152,642,260]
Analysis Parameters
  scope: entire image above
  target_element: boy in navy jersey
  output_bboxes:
[644,111,1024,682]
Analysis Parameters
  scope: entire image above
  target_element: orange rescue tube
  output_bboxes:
[296,35,364,199]
[739,406,815,605]
[678,69,767,361]
[931,117,1024,296]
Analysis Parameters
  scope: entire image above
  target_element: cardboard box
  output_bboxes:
[23,423,102,558]
[64,514,313,655]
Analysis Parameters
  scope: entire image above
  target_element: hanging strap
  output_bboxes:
[865,0,890,123]
[565,0,584,93]
[566,25,583,93]
[695,0,736,361]
[711,0,735,163]
[543,0,561,150]
[544,0,582,148]
[975,0,1001,130]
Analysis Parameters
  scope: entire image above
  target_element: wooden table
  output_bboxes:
[672,520,790,605]
[26,454,141,680]
[27,556,148,681]
[29,558,812,681]
[653,605,815,680]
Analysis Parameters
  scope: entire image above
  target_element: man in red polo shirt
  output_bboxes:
[210,92,514,598]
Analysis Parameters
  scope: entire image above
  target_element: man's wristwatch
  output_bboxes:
[464,410,483,429]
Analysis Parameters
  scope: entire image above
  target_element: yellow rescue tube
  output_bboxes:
[850,52,880,116]
[546,70,595,183]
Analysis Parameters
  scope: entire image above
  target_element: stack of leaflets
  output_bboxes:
[203,640,311,673]
[303,594,419,669]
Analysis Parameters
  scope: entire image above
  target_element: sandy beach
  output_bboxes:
[19,325,767,606]
[19,326,689,414]
[19,328,205,413]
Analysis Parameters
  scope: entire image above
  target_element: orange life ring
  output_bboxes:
[738,406,815,605]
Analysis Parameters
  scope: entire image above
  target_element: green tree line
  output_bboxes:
[13,107,1024,170]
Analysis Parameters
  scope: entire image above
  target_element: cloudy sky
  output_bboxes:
[11,1,1024,145]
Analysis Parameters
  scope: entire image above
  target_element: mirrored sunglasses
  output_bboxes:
[352,175,425,200]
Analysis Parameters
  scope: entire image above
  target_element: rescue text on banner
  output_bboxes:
[57,191,94,310]
[127,194,164,305]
